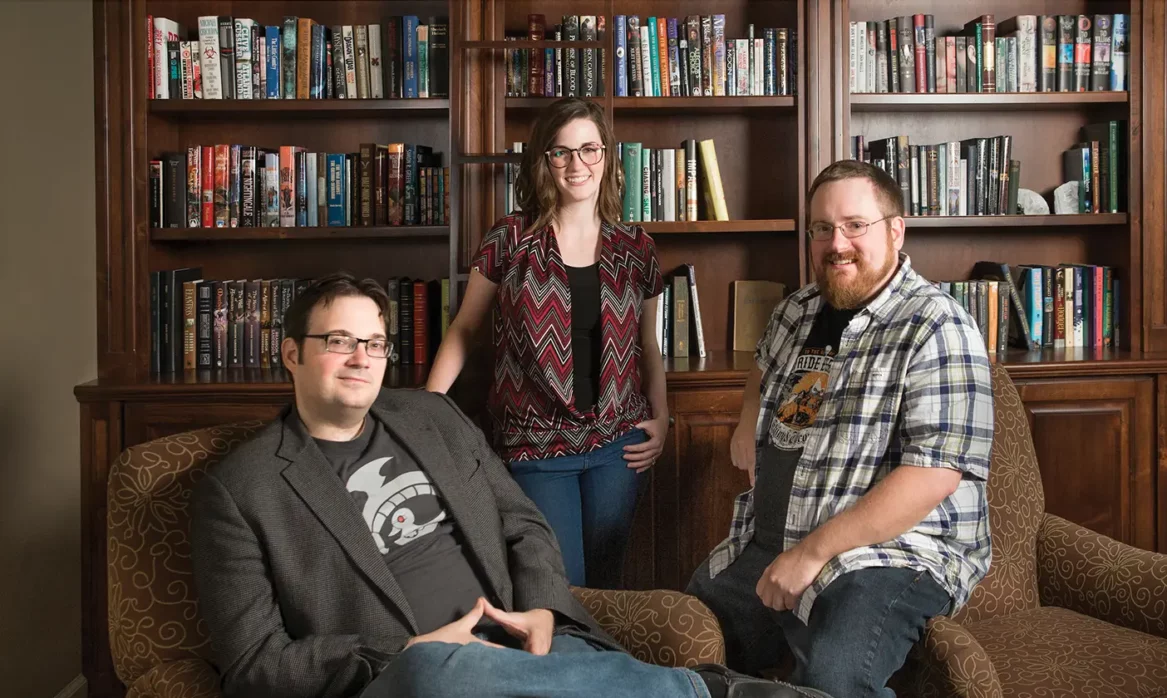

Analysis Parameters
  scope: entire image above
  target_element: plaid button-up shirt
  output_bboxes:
[707,254,994,623]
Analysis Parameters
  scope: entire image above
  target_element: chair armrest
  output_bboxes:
[125,658,221,698]
[1037,513,1167,639]
[571,587,725,668]
[902,617,1002,698]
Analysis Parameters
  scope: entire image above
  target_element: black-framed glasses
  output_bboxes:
[807,215,894,241]
[304,333,391,359]
[545,144,606,168]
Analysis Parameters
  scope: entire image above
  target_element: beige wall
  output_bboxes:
[0,0,96,696]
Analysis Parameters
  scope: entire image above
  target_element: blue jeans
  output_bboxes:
[361,627,710,698]
[686,543,951,698]
[509,429,647,588]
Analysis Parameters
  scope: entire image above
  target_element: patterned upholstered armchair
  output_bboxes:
[106,423,725,698]
[897,364,1167,697]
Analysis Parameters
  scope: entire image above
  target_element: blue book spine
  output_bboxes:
[647,17,661,96]
[667,18,680,94]
[403,16,419,98]
[614,16,627,96]
[281,17,296,99]
[327,153,346,226]
[544,48,554,95]
[1110,14,1128,90]
[310,24,325,99]
[1027,267,1043,348]
[404,144,417,223]
[265,26,281,98]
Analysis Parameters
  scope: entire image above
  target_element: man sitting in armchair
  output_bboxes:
[190,271,831,698]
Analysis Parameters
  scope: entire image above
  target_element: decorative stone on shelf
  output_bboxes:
[1017,188,1051,215]
[1053,182,1080,214]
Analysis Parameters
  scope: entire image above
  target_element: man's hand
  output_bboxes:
[481,601,555,656]
[404,598,503,650]
[755,545,828,612]
[730,422,757,486]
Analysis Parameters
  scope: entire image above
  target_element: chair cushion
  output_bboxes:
[571,587,726,667]
[126,658,221,698]
[965,606,1167,698]
[952,364,1043,626]
[107,422,266,687]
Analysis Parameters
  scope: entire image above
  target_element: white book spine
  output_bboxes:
[368,24,384,98]
[342,26,358,99]
[639,26,653,97]
[735,39,749,95]
[958,159,968,216]
[198,16,223,99]
[154,18,179,99]
[264,153,279,227]
[948,141,962,216]
[854,22,863,92]
[662,149,676,222]
[234,19,253,99]
[179,41,195,99]
[1018,15,1038,92]
[305,152,317,226]
[754,39,764,96]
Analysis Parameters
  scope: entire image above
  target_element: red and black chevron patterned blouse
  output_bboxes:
[472,213,665,462]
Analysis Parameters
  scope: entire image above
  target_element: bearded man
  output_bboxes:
[686,160,996,698]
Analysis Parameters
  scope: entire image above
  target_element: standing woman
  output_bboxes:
[426,97,668,589]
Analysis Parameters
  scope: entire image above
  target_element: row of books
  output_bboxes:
[505,15,606,98]
[149,143,448,230]
[150,270,452,374]
[849,13,1129,95]
[148,15,449,100]
[853,121,1126,217]
[853,135,1020,217]
[499,138,729,223]
[619,140,728,223]
[953,261,1120,355]
[656,271,790,360]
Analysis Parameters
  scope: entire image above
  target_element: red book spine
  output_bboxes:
[413,280,427,364]
[913,15,927,93]
[200,145,214,227]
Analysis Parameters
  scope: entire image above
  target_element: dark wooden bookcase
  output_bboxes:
[78,1,1167,696]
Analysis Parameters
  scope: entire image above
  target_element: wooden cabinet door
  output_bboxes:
[651,388,750,591]
[123,400,287,447]
[1015,376,1156,551]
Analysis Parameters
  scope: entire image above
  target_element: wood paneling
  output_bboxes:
[1016,376,1156,550]
[1143,0,1166,351]
[656,389,747,590]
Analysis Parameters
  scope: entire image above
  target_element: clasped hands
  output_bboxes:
[404,597,555,654]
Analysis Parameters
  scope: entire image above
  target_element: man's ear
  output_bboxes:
[281,337,300,377]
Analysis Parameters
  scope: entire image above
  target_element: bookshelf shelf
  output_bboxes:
[505,96,796,111]
[149,226,450,241]
[849,91,1129,112]
[461,39,603,50]
[639,219,797,234]
[148,99,450,118]
[905,214,1128,228]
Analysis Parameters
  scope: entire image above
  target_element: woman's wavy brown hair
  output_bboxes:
[515,98,624,234]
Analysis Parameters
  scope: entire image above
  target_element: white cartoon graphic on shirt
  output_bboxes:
[346,459,447,553]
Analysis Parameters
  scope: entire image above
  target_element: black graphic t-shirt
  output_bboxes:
[753,304,859,553]
[313,416,490,635]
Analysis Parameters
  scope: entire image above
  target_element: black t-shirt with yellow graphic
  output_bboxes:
[754,303,858,553]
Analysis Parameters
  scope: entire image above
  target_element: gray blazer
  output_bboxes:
[191,388,618,698]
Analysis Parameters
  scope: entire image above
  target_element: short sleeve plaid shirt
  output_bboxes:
[705,254,995,624]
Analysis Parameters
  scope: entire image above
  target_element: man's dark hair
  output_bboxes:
[806,159,905,219]
[282,271,390,349]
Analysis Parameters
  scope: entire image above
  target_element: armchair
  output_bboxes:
[106,423,724,698]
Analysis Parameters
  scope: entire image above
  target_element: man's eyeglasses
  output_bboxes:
[304,333,391,359]
[807,215,894,241]
[545,145,605,168]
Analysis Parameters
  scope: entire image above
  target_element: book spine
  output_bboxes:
[369,24,384,98]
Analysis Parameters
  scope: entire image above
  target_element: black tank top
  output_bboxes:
[565,263,602,412]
